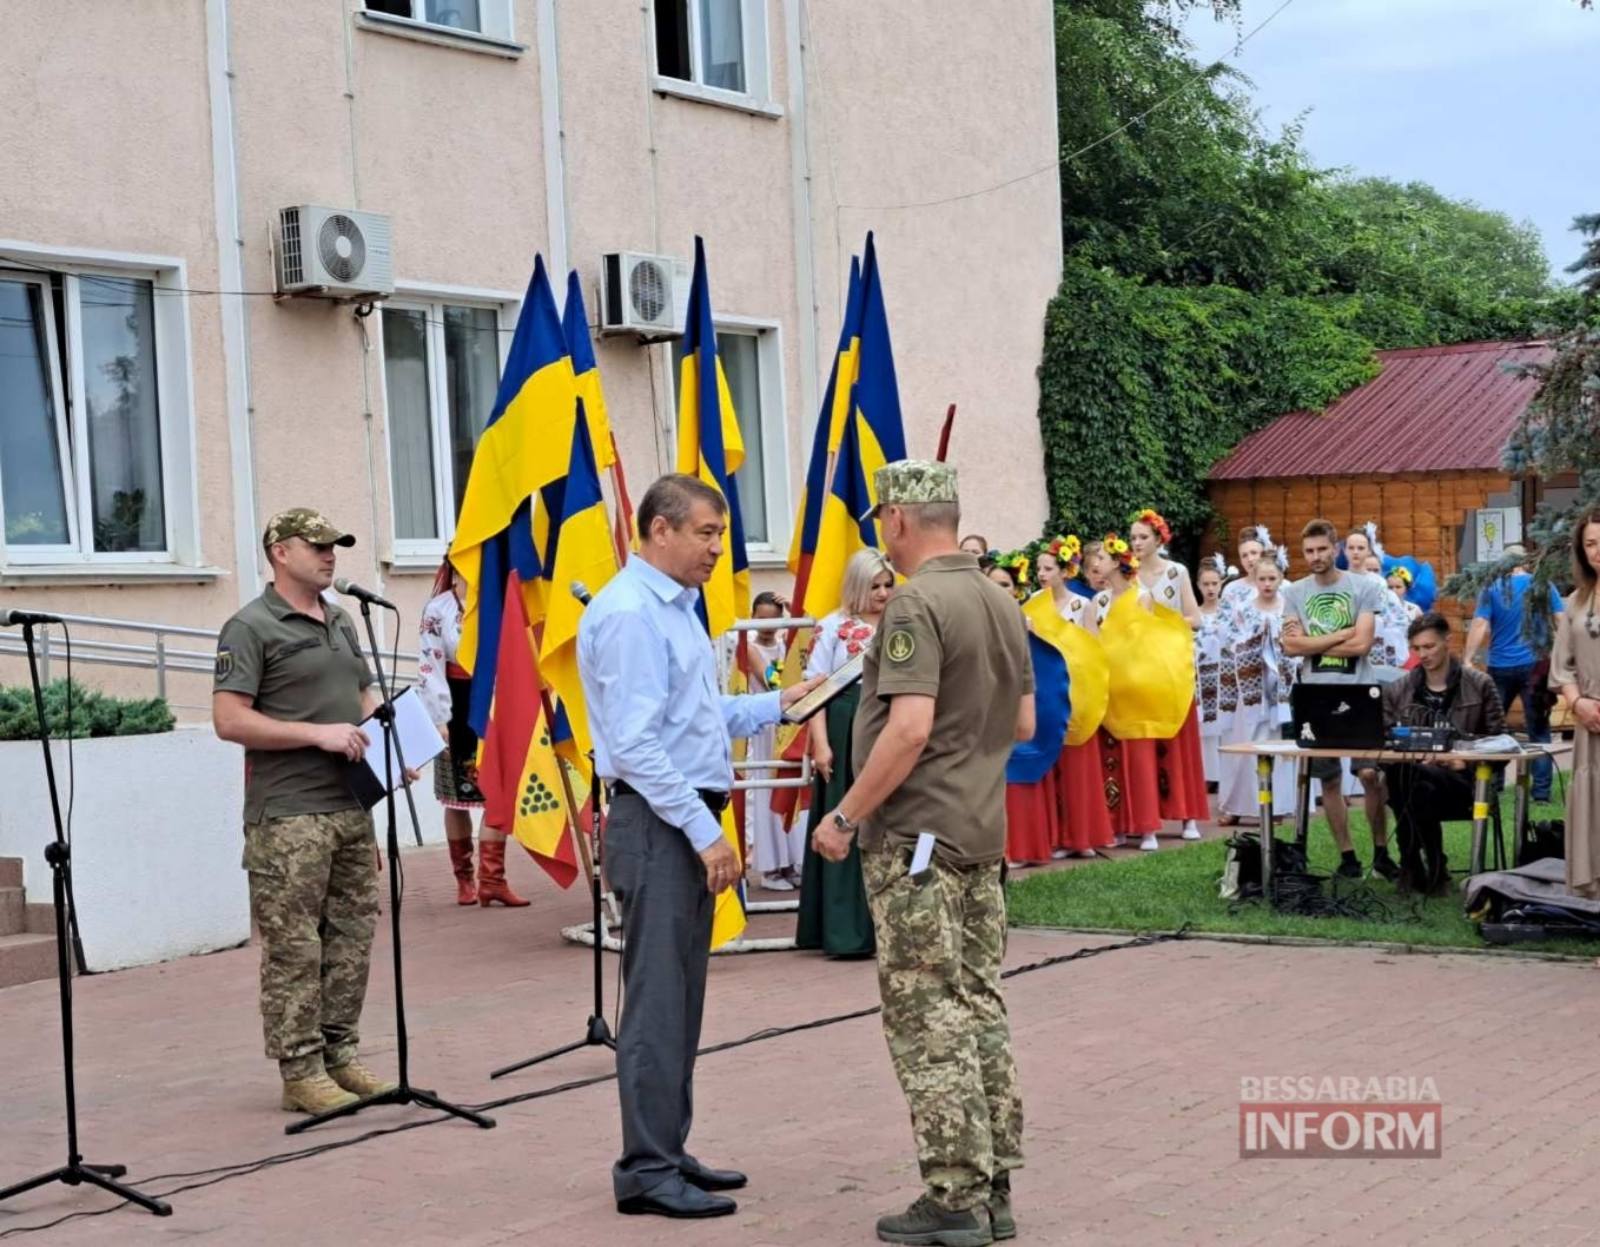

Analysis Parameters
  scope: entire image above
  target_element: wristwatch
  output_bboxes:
[832,810,860,834]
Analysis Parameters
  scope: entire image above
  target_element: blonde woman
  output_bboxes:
[796,549,894,957]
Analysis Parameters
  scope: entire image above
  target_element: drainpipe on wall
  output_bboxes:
[205,0,262,607]
[785,0,821,443]
[536,0,570,281]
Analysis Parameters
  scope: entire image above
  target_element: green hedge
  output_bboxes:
[0,680,175,741]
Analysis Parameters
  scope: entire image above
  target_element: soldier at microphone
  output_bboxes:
[212,508,398,1114]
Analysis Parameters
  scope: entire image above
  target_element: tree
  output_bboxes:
[1037,0,1583,550]
[1447,215,1600,621]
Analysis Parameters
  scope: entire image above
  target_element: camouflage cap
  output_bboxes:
[869,459,959,517]
[261,507,356,551]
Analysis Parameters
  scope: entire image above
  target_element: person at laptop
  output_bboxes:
[1381,612,1506,895]
[1282,519,1400,881]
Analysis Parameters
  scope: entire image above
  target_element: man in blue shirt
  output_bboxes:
[1464,545,1563,801]
[578,473,820,1221]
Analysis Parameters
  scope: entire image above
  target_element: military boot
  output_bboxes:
[875,1195,994,1247]
[987,1174,1016,1241]
[281,1072,359,1114]
[327,1059,398,1098]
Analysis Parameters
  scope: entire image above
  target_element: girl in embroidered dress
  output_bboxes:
[1092,536,1166,850]
[742,592,799,891]
[1128,510,1211,841]
[1026,539,1115,859]
[1216,546,1300,822]
[1221,524,1269,608]
[1195,554,1231,787]
[418,560,529,907]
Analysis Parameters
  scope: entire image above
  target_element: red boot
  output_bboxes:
[477,840,530,907]
[447,837,477,906]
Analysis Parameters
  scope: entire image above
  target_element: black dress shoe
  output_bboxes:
[617,1185,737,1219]
[683,1165,748,1192]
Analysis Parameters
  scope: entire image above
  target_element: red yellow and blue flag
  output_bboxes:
[449,254,583,886]
[674,236,750,948]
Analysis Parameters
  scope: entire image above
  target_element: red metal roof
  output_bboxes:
[1208,340,1552,480]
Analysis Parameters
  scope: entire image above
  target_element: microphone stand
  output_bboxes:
[490,753,615,1079]
[0,622,170,1217]
[287,598,494,1135]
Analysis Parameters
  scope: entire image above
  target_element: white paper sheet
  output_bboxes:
[909,831,937,877]
[361,686,445,790]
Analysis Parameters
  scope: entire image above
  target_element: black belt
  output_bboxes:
[608,779,729,816]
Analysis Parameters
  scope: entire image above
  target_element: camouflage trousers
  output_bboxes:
[243,810,379,1081]
[863,847,1023,1213]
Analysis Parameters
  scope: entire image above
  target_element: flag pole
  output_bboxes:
[936,403,957,462]
[538,688,597,887]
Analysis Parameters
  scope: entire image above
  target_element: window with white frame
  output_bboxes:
[363,0,514,41]
[654,0,771,101]
[0,269,172,560]
[670,323,788,551]
[381,300,502,554]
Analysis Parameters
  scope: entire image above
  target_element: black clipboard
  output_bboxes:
[780,650,866,725]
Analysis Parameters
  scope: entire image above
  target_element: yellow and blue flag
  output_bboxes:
[449,254,584,887]
[673,236,750,948]
[538,401,618,765]
[561,270,616,472]
[852,230,908,504]
[675,235,751,642]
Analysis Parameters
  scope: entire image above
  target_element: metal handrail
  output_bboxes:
[0,609,420,706]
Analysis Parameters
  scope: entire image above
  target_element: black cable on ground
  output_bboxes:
[0,927,1184,1239]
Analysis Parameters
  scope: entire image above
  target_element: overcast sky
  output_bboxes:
[1181,0,1600,282]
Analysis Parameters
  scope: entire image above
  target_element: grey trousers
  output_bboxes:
[606,793,716,1201]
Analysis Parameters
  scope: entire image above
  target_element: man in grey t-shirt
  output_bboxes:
[1282,518,1399,880]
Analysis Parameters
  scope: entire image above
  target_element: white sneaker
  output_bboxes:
[1050,848,1070,860]
[1182,823,1202,840]
[1112,835,1127,848]
[1073,849,1099,859]
[762,875,795,891]
[1140,834,1160,852]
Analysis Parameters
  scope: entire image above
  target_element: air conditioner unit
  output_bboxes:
[599,251,690,338]
[276,205,394,300]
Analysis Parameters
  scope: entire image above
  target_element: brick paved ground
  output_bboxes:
[3,841,1599,1247]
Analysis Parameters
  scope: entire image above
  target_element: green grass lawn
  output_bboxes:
[1006,794,1600,958]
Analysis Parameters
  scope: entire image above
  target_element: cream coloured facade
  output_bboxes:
[0,0,1060,712]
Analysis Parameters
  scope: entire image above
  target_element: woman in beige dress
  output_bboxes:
[1551,506,1600,899]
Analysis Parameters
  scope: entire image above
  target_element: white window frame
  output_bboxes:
[0,242,203,577]
[358,0,517,44]
[661,316,792,564]
[378,283,517,569]
[651,0,779,117]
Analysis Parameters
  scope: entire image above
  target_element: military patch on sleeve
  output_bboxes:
[885,630,916,663]
[215,646,234,680]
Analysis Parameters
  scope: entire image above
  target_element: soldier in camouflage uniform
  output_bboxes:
[815,462,1035,1247]
[213,509,398,1114]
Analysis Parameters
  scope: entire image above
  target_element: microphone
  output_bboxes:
[570,581,593,606]
[333,578,397,610]
[0,609,63,626]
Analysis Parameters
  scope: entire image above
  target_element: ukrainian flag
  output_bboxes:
[452,254,580,694]
[538,401,617,765]
[788,256,865,618]
[561,270,616,472]
[852,231,907,507]
[674,236,750,949]
[675,236,751,642]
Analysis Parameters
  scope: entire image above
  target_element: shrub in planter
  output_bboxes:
[0,680,174,741]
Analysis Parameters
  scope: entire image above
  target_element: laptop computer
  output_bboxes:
[1290,683,1385,750]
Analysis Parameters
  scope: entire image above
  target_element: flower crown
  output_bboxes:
[1045,534,1083,572]
[1389,565,1413,586]
[995,549,1032,592]
[1102,532,1139,576]
[1132,508,1172,545]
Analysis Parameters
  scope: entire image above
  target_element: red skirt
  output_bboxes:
[1056,737,1114,852]
[1005,772,1059,864]
[1101,730,1161,837]
[1155,706,1212,822]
